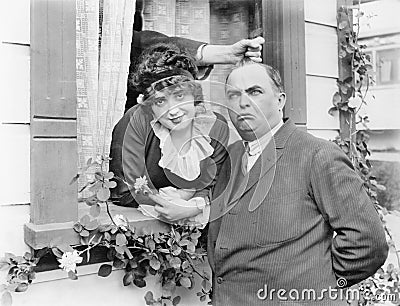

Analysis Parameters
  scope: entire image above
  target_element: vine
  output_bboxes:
[332,3,400,305]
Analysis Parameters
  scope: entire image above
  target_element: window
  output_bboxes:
[376,48,400,85]
[26,0,309,250]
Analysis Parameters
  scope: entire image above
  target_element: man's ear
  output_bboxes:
[278,92,286,109]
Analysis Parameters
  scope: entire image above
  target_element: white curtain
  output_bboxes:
[76,0,135,193]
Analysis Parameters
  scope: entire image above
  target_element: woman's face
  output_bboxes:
[151,85,196,131]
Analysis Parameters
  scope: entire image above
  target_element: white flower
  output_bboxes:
[58,250,83,273]
[137,94,145,105]
[113,214,128,230]
[348,96,363,109]
[134,176,149,192]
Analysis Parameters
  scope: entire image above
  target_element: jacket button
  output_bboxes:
[216,277,223,284]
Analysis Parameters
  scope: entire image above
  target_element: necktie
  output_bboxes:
[241,142,250,175]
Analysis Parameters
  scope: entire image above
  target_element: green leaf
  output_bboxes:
[113,258,125,269]
[123,272,134,286]
[171,245,181,256]
[147,238,156,251]
[201,279,212,292]
[85,195,98,206]
[80,230,90,237]
[144,291,154,305]
[69,174,79,185]
[149,258,161,271]
[51,247,64,258]
[107,181,117,189]
[15,283,28,292]
[328,106,338,116]
[68,271,78,280]
[104,172,114,180]
[80,215,90,227]
[181,260,190,270]
[338,20,348,30]
[98,264,112,277]
[332,92,341,106]
[73,222,83,233]
[85,219,98,231]
[89,204,101,218]
[169,257,181,269]
[162,281,176,297]
[97,187,110,202]
[180,277,191,288]
[133,278,146,288]
[115,246,125,255]
[116,233,127,246]
[1,291,12,306]
[172,296,181,306]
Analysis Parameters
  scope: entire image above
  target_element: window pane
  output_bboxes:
[377,48,400,85]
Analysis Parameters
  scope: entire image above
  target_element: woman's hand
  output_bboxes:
[148,194,201,222]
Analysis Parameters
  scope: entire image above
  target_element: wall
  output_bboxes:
[304,0,340,141]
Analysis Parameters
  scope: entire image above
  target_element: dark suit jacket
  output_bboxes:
[208,119,388,306]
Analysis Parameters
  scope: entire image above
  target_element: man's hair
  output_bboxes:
[226,58,285,94]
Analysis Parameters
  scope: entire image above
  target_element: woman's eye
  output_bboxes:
[155,98,166,106]
[175,92,184,99]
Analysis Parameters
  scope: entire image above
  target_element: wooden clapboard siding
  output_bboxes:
[0,205,30,255]
[306,76,340,129]
[304,0,339,131]
[1,0,30,45]
[264,0,307,126]
[304,0,337,27]
[0,125,30,206]
[1,44,30,123]
[0,0,31,206]
[305,23,338,78]
[28,0,77,235]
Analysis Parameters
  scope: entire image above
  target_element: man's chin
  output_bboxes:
[236,128,257,141]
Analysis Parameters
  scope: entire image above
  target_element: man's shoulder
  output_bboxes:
[288,128,343,156]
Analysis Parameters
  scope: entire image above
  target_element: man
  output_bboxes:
[207,60,388,305]
[126,30,264,112]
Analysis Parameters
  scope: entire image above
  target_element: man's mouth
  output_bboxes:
[237,114,254,120]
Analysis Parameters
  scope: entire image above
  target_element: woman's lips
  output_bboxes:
[170,114,184,124]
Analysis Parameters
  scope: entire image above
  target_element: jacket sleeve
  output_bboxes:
[310,142,388,286]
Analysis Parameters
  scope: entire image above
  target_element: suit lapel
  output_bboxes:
[227,120,297,209]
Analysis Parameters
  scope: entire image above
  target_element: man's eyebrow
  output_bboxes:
[244,85,263,93]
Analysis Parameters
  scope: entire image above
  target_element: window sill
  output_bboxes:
[24,203,170,250]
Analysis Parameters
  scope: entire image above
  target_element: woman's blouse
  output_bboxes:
[109,104,229,207]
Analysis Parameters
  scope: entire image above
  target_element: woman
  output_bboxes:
[109,43,229,226]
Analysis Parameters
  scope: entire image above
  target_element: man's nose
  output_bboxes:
[238,93,251,108]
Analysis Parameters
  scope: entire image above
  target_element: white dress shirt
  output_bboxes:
[243,120,284,172]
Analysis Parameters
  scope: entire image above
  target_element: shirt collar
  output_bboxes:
[243,120,284,156]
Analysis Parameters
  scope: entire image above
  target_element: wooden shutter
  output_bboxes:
[263,0,307,128]
[25,0,78,248]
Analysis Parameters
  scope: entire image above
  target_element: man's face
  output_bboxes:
[225,64,286,141]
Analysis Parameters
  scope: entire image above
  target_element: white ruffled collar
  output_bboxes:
[150,110,216,181]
